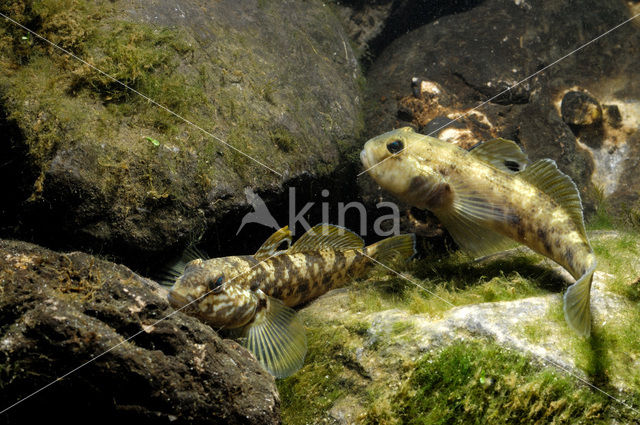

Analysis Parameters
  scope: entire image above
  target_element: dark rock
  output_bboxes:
[0,0,363,268]
[334,0,484,64]
[362,0,640,213]
[561,90,603,126]
[396,103,415,122]
[332,0,394,60]
[0,239,280,424]
[603,104,623,129]
[421,115,465,137]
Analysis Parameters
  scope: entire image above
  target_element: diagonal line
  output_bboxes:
[0,12,283,178]
[361,252,456,308]
[363,253,639,416]
[0,251,281,416]
[542,356,640,415]
[358,11,640,177]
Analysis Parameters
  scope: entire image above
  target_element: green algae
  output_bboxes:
[590,230,640,300]
[347,249,551,318]
[366,341,633,425]
[279,226,640,424]
[0,0,365,253]
[270,127,298,153]
[278,318,365,425]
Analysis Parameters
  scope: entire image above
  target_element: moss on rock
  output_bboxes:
[375,341,623,425]
[0,0,364,266]
[279,228,640,424]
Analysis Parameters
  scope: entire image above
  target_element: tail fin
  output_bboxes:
[563,261,596,337]
[155,246,209,287]
[366,234,416,266]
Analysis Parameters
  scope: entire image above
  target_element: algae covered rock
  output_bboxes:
[0,0,363,265]
[277,231,640,424]
[0,239,280,424]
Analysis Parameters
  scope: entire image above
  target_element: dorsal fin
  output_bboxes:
[469,138,530,173]
[254,226,292,260]
[519,159,587,242]
[289,224,364,253]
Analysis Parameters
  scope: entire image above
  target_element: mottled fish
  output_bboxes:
[360,127,596,336]
[165,224,416,378]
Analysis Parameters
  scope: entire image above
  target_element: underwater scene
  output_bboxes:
[1,0,640,423]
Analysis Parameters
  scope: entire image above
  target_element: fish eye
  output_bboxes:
[207,275,224,293]
[386,140,404,154]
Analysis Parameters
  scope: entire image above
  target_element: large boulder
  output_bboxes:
[277,231,640,423]
[0,239,280,424]
[0,0,363,267]
[362,0,640,218]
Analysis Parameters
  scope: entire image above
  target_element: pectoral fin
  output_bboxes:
[241,295,307,378]
[435,176,517,258]
[437,209,516,258]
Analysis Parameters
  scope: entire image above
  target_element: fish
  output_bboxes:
[164,224,416,378]
[360,126,596,337]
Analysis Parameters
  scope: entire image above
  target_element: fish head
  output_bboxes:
[167,257,258,329]
[361,127,449,209]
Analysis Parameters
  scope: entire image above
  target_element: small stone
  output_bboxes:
[411,78,442,98]
[603,104,623,129]
[421,115,464,137]
[560,90,603,126]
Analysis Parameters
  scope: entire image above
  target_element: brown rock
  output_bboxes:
[0,239,280,424]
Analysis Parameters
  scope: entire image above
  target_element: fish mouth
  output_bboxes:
[167,291,191,309]
[360,148,373,170]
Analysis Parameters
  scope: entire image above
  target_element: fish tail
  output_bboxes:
[563,259,596,337]
[366,233,416,266]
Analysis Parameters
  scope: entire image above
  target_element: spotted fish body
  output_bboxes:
[167,224,416,377]
[361,127,596,336]
[258,249,371,306]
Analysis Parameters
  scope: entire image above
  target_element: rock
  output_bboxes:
[561,90,603,126]
[307,269,635,389]
[362,0,640,214]
[0,239,280,424]
[0,0,363,267]
[365,271,623,381]
[603,104,623,129]
[332,0,394,60]
[279,231,640,423]
[333,0,484,63]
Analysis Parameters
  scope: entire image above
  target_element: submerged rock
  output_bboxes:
[279,231,640,424]
[333,0,483,63]
[0,239,280,424]
[561,90,603,127]
[0,0,363,266]
[362,0,640,214]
